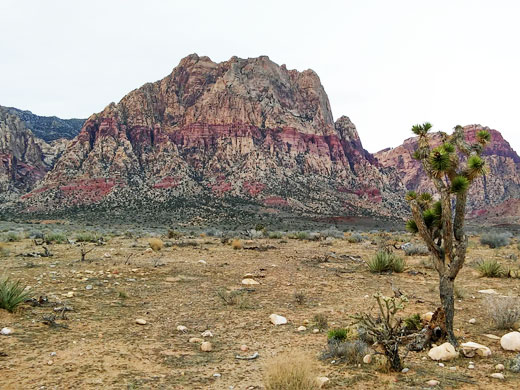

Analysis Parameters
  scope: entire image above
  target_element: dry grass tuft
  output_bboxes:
[264,351,319,390]
[148,238,164,252]
[231,239,243,250]
[485,295,520,329]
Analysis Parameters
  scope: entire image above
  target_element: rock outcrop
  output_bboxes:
[19,54,406,218]
[375,125,520,218]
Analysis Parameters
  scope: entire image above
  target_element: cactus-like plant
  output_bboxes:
[406,123,490,346]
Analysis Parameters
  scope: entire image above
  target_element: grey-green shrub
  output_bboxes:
[480,232,511,248]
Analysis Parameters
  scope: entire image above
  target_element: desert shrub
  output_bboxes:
[231,239,243,250]
[477,259,505,277]
[454,285,467,299]
[0,277,31,313]
[507,354,520,373]
[485,295,520,329]
[216,288,251,309]
[264,351,318,390]
[313,313,328,331]
[45,232,68,244]
[248,229,264,239]
[321,339,369,364]
[480,232,511,248]
[288,231,309,240]
[327,328,355,342]
[0,243,9,257]
[347,232,364,243]
[148,238,164,252]
[268,231,283,239]
[294,291,306,305]
[367,251,405,273]
[320,227,343,239]
[403,243,429,256]
[167,229,183,239]
[205,228,221,237]
[403,313,422,331]
[75,231,101,243]
[3,231,22,242]
[177,240,199,247]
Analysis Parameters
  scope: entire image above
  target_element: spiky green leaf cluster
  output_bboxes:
[429,147,451,173]
[450,175,470,194]
[405,219,418,233]
[476,130,491,145]
[406,191,417,201]
[411,122,432,136]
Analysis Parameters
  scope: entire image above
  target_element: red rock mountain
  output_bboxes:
[375,125,520,219]
[20,54,406,218]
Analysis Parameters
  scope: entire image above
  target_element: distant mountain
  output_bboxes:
[375,125,520,219]
[1,106,84,142]
[18,54,406,220]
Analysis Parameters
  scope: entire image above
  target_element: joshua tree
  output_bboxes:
[405,123,490,346]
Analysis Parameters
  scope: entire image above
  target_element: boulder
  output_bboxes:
[269,314,287,325]
[460,342,491,358]
[500,331,520,351]
[428,342,458,361]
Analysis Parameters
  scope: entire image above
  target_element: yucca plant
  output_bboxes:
[477,259,504,278]
[368,250,405,273]
[0,277,31,313]
[406,123,490,346]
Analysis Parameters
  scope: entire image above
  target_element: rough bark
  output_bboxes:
[439,275,457,346]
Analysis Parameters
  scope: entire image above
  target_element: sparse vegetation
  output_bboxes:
[0,277,30,313]
[480,232,511,248]
[0,243,9,257]
[486,295,520,329]
[402,243,429,256]
[45,232,68,244]
[268,231,283,239]
[477,259,505,277]
[313,313,328,331]
[264,351,318,390]
[367,250,405,273]
[403,313,422,331]
[231,239,243,250]
[294,291,306,305]
[148,238,164,252]
[75,231,101,243]
[321,338,369,364]
[347,232,364,243]
[3,231,22,242]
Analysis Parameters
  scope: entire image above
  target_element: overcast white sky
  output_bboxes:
[1,0,519,153]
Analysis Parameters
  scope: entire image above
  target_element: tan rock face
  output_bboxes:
[20,54,406,218]
[375,125,520,219]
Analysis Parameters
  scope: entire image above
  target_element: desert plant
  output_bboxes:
[403,313,422,331]
[79,243,95,261]
[45,232,68,244]
[231,239,243,250]
[148,238,164,252]
[264,351,318,390]
[327,328,351,342]
[268,231,283,239]
[405,123,491,345]
[3,231,22,242]
[477,259,505,277]
[367,250,405,273]
[352,293,408,371]
[485,295,520,329]
[480,232,511,248]
[313,313,328,331]
[403,243,429,256]
[0,243,9,257]
[347,232,364,243]
[0,277,31,312]
[75,231,101,243]
[294,291,306,305]
[321,338,369,364]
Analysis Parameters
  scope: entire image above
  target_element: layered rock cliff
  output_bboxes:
[375,125,520,217]
[20,54,406,218]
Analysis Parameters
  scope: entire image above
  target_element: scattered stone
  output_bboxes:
[428,342,458,361]
[427,379,440,387]
[198,260,207,265]
[50,352,56,357]
[144,248,153,253]
[501,331,520,351]
[86,285,93,290]
[241,278,260,286]
[303,319,309,325]
[200,342,212,352]
[213,373,221,378]
[103,253,111,258]
[363,354,372,364]
[438,363,445,367]
[478,289,498,294]
[243,273,254,278]
[47,360,53,365]
[460,342,492,357]
[189,337,203,343]
[401,368,409,373]
[421,312,434,322]
[201,330,213,337]
[135,318,147,325]
[313,328,320,333]
[240,344,248,352]
[316,376,330,388]
[483,334,501,340]
[269,314,287,325]
[65,291,74,298]
[235,351,259,360]
[449,366,456,371]
[495,363,505,371]
[1,328,13,335]
[468,318,476,324]
[297,326,307,332]
[468,364,475,369]
[177,325,188,332]
[490,373,504,380]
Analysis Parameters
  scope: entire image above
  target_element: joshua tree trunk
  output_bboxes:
[439,275,456,346]
[384,342,402,372]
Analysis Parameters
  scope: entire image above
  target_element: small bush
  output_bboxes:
[148,238,164,252]
[0,277,31,313]
[264,351,318,390]
[167,229,183,239]
[367,251,405,273]
[231,239,243,250]
[480,232,511,248]
[347,232,364,243]
[0,243,9,257]
[294,291,306,305]
[268,231,283,239]
[320,227,343,239]
[75,232,101,243]
[327,328,353,342]
[454,285,467,299]
[3,232,22,242]
[288,232,309,240]
[486,296,520,329]
[216,288,251,309]
[45,232,68,244]
[403,313,422,331]
[403,243,429,256]
[313,313,328,331]
[321,339,369,364]
[477,259,505,277]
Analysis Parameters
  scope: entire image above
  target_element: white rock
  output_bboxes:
[483,334,501,340]
[177,325,188,332]
[241,278,259,285]
[135,318,147,325]
[240,344,248,352]
[428,342,458,361]
[449,366,456,371]
[468,318,476,324]
[316,376,330,388]
[201,330,213,337]
[50,352,56,357]
[363,354,372,364]
[401,368,409,373]
[478,289,498,294]
[421,312,434,322]
[103,253,111,258]
[297,326,307,332]
[460,342,492,357]
[1,327,13,335]
[438,363,445,367]
[86,285,93,290]
[427,379,440,386]
[468,364,475,369]
[490,373,504,380]
[313,328,320,333]
[198,260,207,265]
[495,363,505,371]
[269,314,287,325]
[65,291,74,298]
[201,341,212,352]
[501,331,520,351]
[213,373,221,378]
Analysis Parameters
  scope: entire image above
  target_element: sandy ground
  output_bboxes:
[1,232,520,389]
